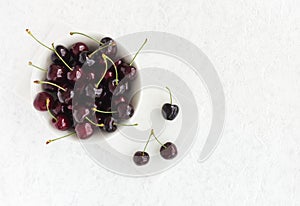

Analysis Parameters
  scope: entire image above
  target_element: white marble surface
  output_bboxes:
[0,0,299,205]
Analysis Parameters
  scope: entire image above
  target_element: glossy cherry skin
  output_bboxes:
[75,123,94,139]
[67,65,83,84]
[51,45,71,64]
[161,103,179,120]
[79,51,95,66]
[72,106,90,123]
[57,88,74,105]
[100,37,117,57]
[160,142,178,160]
[103,117,117,132]
[51,100,72,116]
[70,42,89,57]
[51,114,71,131]
[33,92,54,111]
[133,151,150,166]
[119,64,137,80]
[47,64,67,82]
[116,102,134,120]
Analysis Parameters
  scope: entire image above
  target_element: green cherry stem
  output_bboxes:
[69,32,103,45]
[26,29,73,71]
[116,123,138,126]
[46,98,57,122]
[46,132,76,144]
[26,29,52,50]
[165,86,173,105]
[129,38,148,66]
[142,129,154,155]
[51,43,73,71]
[92,108,117,114]
[85,117,104,127]
[28,61,47,72]
[95,54,108,88]
[33,80,66,92]
[151,129,167,149]
[88,42,117,58]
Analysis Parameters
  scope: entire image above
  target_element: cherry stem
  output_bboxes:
[95,54,108,88]
[165,86,173,105]
[28,61,47,72]
[26,29,52,51]
[129,38,148,66]
[46,132,76,144]
[92,108,117,114]
[46,98,57,122]
[115,123,138,126]
[33,80,66,92]
[69,32,103,45]
[151,129,167,148]
[104,54,119,85]
[85,117,104,127]
[142,129,153,155]
[51,43,73,71]
[88,42,117,58]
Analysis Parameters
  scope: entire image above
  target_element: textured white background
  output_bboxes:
[0,0,299,205]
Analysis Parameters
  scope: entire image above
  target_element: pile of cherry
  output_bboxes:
[28,30,141,141]
[27,29,180,167]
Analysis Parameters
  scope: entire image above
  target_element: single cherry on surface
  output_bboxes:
[160,142,178,160]
[133,129,153,166]
[161,87,179,120]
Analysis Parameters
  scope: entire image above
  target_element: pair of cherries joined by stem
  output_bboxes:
[133,129,178,166]
[27,29,146,143]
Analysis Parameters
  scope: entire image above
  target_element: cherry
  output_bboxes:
[119,64,137,80]
[33,92,54,111]
[112,79,130,96]
[47,64,67,82]
[75,122,94,139]
[51,45,71,64]
[79,51,95,66]
[73,106,90,123]
[57,87,74,104]
[161,87,179,120]
[100,37,117,57]
[41,79,58,92]
[52,114,71,131]
[70,42,89,57]
[133,151,150,166]
[108,79,118,93]
[160,142,178,160]
[51,100,71,116]
[67,65,83,83]
[113,96,127,105]
[115,102,134,120]
[102,116,117,132]
[133,129,153,166]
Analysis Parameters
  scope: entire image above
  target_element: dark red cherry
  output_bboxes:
[33,92,54,111]
[70,42,89,57]
[133,151,150,166]
[160,142,178,160]
[113,96,127,105]
[51,100,71,116]
[119,64,137,80]
[73,106,90,123]
[100,37,117,57]
[161,103,179,120]
[115,102,134,120]
[75,123,94,139]
[79,51,95,66]
[67,65,83,83]
[113,80,129,96]
[47,64,67,82]
[108,79,118,93]
[57,87,74,104]
[51,45,71,64]
[52,114,71,131]
[103,117,117,132]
